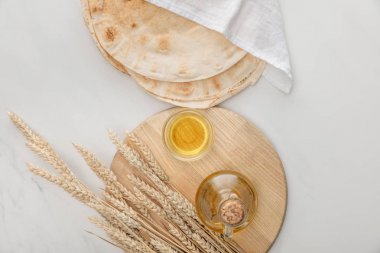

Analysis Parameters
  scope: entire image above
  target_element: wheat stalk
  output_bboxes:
[103,193,140,225]
[128,174,194,239]
[8,112,78,183]
[127,174,221,253]
[191,233,219,253]
[90,201,141,229]
[111,131,197,220]
[168,224,200,253]
[133,187,166,217]
[74,144,149,217]
[178,212,232,253]
[74,144,131,200]
[149,173,197,220]
[27,163,94,203]
[108,129,154,176]
[128,133,169,182]
[89,217,148,253]
[9,113,241,253]
[150,239,178,253]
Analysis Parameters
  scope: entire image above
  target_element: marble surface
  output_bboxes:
[1,0,380,252]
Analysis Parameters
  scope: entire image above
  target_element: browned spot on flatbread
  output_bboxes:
[156,34,171,53]
[131,22,138,29]
[138,35,148,46]
[212,78,222,90]
[202,83,210,96]
[150,79,158,90]
[170,82,194,96]
[178,63,190,76]
[89,0,103,13]
[104,27,117,42]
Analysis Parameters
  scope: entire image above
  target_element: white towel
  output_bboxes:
[147,0,292,93]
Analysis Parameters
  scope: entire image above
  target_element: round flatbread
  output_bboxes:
[137,64,266,108]
[81,0,266,108]
[86,0,246,82]
[129,54,266,108]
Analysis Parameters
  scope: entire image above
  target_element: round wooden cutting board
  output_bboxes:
[111,107,287,253]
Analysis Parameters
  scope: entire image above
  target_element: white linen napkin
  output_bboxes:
[147,0,292,93]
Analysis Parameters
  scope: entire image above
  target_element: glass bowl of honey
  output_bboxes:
[163,109,213,161]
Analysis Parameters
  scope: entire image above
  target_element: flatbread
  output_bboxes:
[81,0,266,108]
[82,0,129,75]
[129,54,265,102]
[86,0,246,82]
[136,60,266,108]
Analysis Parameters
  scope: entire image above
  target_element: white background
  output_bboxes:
[1,0,380,252]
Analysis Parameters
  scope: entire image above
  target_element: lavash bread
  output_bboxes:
[87,0,247,82]
[81,0,266,108]
[128,55,266,108]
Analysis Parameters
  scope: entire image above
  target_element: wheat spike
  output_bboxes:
[28,164,141,230]
[128,133,169,182]
[148,173,197,220]
[74,143,129,200]
[74,144,149,216]
[133,187,166,217]
[8,112,47,149]
[191,233,219,253]
[110,130,196,220]
[177,212,231,253]
[89,201,141,230]
[8,112,78,182]
[108,129,154,176]
[150,239,178,253]
[89,217,148,253]
[11,114,238,253]
[128,174,192,237]
[104,192,139,221]
[27,163,94,203]
[168,224,200,253]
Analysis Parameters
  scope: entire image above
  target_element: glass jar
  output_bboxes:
[195,170,258,238]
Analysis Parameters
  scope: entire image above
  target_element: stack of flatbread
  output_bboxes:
[81,0,266,108]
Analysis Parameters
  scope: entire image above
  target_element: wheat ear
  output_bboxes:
[128,174,193,237]
[8,112,78,182]
[73,144,149,217]
[103,192,139,222]
[133,187,166,217]
[27,163,94,203]
[108,129,154,176]
[129,174,218,253]
[128,133,169,182]
[74,144,132,200]
[176,211,232,253]
[89,217,148,253]
[191,233,219,253]
[148,173,197,220]
[88,201,141,229]
[110,131,196,220]
[168,224,200,253]
[28,164,141,230]
[150,239,178,253]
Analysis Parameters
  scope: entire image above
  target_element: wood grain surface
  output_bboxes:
[111,107,287,253]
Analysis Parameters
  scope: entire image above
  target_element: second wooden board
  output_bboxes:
[111,107,287,252]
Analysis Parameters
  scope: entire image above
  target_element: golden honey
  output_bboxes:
[163,110,213,160]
